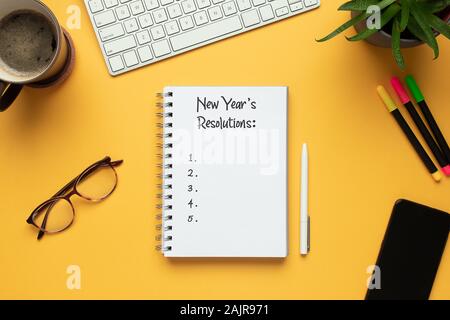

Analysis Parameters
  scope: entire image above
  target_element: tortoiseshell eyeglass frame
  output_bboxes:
[26,156,123,240]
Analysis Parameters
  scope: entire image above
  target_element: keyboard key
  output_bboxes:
[275,6,289,16]
[196,0,211,9]
[222,1,237,16]
[259,4,274,21]
[108,55,125,72]
[123,50,139,66]
[98,23,125,41]
[161,0,175,5]
[138,13,154,27]
[152,39,172,57]
[153,8,168,23]
[165,20,180,35]
[236,0,251,11]
[288,0,300,3]
[181,0,197,14]
[124,18,139,32]
[104,0,119,8]
[150,25,166,39]
[179,15,194,30]
[170,15,242,51]
[137,46,154,61]
[252,0,265,6]
[212,0,225,3]
[89,0,104,13]
[208,6,223,21]
[94,11,116,27]
[104,35,137,55]
[119,52,136,68]
[290,2,303,11]
[130,0,146,14]
[144,0,159,10]
[241,9,260,27]
[167,3,183,18]
[116,5,131,19]
[194,11,209,25]
[136,29,152,44]
[304,0,318,7]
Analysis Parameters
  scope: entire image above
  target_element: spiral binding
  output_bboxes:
[155,91,174,253]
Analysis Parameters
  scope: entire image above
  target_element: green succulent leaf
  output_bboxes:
[316,11,370,42]
[367,0,397,10]
[410,2,439,58]
[369,0,398,11]
[338,0,379,11]
[417,0,450,14]
[346,3,401,41]
[399,0,410,31]
[407,15,429,43]
[427,13,450,39]
[392,18,405,69]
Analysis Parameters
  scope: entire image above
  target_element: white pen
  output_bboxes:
[300,143,310,255]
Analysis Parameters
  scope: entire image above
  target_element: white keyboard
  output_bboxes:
[84,0,320,76]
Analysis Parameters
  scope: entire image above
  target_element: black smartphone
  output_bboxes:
[366,199,450,300]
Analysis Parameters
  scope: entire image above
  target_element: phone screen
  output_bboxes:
[366,199,450,300]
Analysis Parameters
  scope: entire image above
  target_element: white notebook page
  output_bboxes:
[162,87,288,257]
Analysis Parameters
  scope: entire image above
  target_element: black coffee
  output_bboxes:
[0,10,57,78]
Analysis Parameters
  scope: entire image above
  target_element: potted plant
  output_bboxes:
[317,0,450,69]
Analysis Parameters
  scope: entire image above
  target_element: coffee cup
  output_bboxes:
[0,0,75,112]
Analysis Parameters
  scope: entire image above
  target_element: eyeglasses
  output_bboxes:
[26,156,123,240]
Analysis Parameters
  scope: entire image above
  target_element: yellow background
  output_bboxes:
[0,0,449,299]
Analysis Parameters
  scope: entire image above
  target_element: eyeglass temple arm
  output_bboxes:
[33,158,122,210]
[111,160,123,167]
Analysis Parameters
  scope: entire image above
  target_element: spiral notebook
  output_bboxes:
[157,87,288,257]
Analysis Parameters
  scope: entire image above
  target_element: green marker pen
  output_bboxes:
[406,75,450,167]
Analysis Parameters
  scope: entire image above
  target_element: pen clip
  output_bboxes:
[307,216,310,252]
